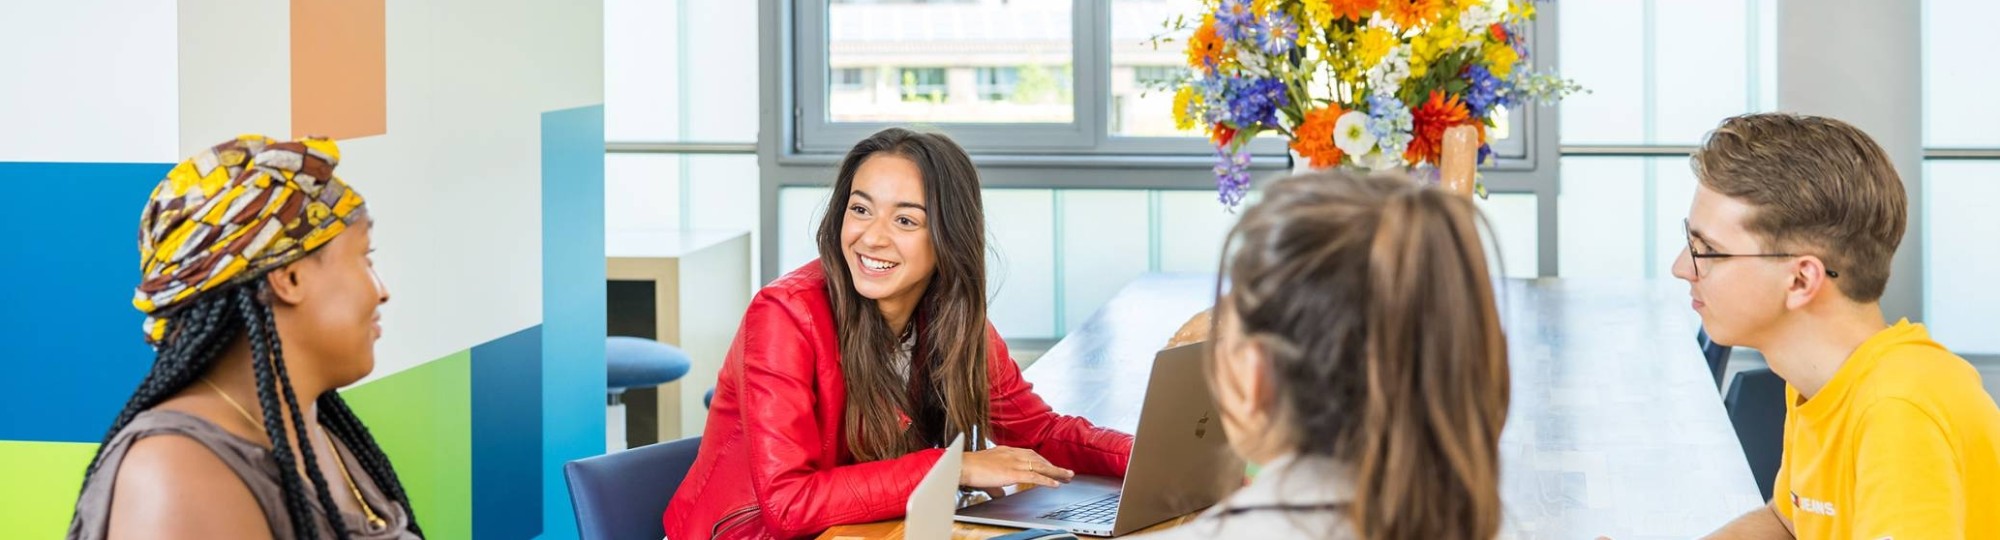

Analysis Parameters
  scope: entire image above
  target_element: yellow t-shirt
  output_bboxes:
[1772,320,2000,539]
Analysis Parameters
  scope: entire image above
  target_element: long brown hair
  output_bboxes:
[1217,171,1510,540]
[817,127,992,462]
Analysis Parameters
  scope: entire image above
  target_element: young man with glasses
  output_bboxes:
[1675,113,2000,539]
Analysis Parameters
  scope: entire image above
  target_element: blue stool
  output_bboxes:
[606,337,691,448]
[606,336,690,395]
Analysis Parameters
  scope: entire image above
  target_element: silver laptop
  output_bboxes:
[955,343,1244,536]
[905,433,966,540]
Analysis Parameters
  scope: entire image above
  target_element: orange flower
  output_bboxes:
[1327,0,1381,22]
[1385,0,1442,30]
[1489,23,1509,43]
[1405,91,1470,166]
[1289,105,1346,169]
[1186,15,1225,74]
[1212,123,1239,147]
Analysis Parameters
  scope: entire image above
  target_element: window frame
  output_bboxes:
[768,0,1566,278]
[792,0,1554,165]
[795,0,1099,152]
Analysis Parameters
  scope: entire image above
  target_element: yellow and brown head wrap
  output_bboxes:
[134,135,368,344]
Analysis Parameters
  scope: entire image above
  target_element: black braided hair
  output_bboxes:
[319,392,426,537]
[77,280,424,539]
[239,282,349,540]
[79,285,244,480]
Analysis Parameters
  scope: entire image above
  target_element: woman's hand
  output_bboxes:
[960,446,1074,491]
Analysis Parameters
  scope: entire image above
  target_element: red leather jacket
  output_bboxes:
[661,263,1134,539]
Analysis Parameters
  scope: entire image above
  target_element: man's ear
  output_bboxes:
[1784,255,1834,310]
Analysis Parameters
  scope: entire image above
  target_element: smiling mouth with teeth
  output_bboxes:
[861,255,900,271]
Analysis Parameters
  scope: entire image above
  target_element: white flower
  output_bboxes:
[1333,111,1377,157]
[1366,15,1398,32]
[1234,48,1270,74]
[1365,46,1411,94]
[1361,150,1405,172]
[1461,4,1500,30]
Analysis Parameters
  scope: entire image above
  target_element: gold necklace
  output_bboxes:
[202,379,387,530]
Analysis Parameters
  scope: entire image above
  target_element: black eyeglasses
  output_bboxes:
[1683,219,1840,279]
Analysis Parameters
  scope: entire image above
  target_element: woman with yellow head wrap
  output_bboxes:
[68,135,422,540]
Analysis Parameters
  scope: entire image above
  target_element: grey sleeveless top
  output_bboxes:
[68,409,420,539]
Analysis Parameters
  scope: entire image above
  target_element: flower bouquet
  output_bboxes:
[1161,0,1582,207]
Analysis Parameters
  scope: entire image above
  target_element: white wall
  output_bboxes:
[0,0,177,163]
[176,0,605,380]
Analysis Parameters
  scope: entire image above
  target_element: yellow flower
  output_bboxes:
[1484,41,1519,77]
[1355,27,1396,69]
[1433,20,1471,48]
[1409,27,1456,77]
[1172,86,1199,131]
[1508,0,1536,22]
[1299,0,1334,27]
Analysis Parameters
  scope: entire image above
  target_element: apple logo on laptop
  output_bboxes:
[1195,412,1210,439]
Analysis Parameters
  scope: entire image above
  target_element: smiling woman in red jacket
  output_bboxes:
[662,128,1135,539]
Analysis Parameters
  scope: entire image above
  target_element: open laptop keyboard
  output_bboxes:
[1037,493,1121,525]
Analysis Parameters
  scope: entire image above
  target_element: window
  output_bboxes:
[1132,66,1178,88]
[1108,0,1199,138]
[826,0,1073,126]
[805,0,1553,160]
[605,0,762,281]
[836,0,976,4]
[1111,66,1185,137]
[897,68,948,103]
[783,0,1565,287]
[1928,0,2000,147]
[1925,0,2000,355]
[976,67,1019,101]
[831,67,873,92]
[1554,0,1777,281]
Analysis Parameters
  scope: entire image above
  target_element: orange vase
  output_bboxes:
[1439,125,1479,197]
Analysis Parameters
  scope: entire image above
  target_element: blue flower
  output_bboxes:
[1255,11,1297,56]
[1195,75,1230,125]
[1225,77,1289,129]
[1365,92,1414,156]
[1215,146,1253,208]
[1464,65,1503,117]
[1215,0,1256,42]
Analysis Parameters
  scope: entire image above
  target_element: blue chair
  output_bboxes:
[1697,328,1733,391]
[565,436,703,540]
[607,336,691,395]
[1724,368,1787,501]
[704,388,714,410]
